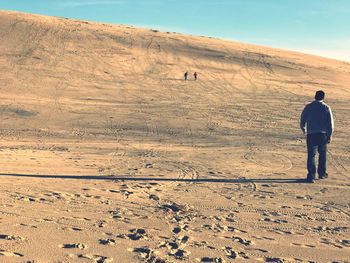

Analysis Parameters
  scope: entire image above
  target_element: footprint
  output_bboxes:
[173,227,182,234]
[224,213,235,223]
[109,208,136,223]
[99,239,117,246]
[128,229,148,241]
[0,250,24,257]
[222,246,250,260]
[292,243,315,248]
[19,223,38,229]
[62,227,83,232]
[339,239,350,247]
[162,202,184,213]
[0,234,25,241]
[320,238,346,248]
[265,257,285,262]
[78,254,113,263]
[144,163,153,168]
[109,189,134,198]
[230,236,253,246]
[272,229,294,235]
[178,235,189,244]
[17,196,37,202]
[95,220,107,228]
[261,217,288,224]
[149,194,160,201]
[59,243,87,249]
[314,226,348,233]
[133,247,166,263]
[172,225,188,234]
[159,240,180,250]
[249,248,269,253]
[203,223,228,233]
[199,257,226,262]
[295,195,312,200]
[169,249,190,260]
[223,246,238,259]
[281,206,291,209]
[294,214,314,221]
[191,240,210,248]
[253,236,275,241]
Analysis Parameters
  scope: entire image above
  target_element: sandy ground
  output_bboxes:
[0,10,350,263]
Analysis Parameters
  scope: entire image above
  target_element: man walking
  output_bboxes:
[184,71,188,81]
[300,90,334,183]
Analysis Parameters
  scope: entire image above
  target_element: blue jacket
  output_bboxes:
[300,100,334,136]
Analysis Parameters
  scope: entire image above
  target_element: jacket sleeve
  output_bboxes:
[327,106,334,137]
[300,106,307,133]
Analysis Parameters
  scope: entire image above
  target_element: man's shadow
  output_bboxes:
[0,173,306,184]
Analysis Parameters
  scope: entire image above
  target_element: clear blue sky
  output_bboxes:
[1,0,349,61]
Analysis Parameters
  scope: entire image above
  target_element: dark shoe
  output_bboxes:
[319,173,328,179]
[306,174,315,183]
[306,178,315,183]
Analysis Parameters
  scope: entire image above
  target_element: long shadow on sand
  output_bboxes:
[0,173,306,184]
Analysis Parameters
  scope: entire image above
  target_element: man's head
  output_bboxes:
[315,90,325,101]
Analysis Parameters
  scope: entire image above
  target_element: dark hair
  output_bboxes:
[315,90,325,101]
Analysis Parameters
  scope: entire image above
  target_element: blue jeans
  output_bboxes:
[307,133,327,179]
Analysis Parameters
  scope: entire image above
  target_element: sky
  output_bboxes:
[1,0,349,62]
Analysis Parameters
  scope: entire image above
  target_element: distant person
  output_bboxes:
[193,72,197,80]
[184,71,188,80]
[300,90,334,183]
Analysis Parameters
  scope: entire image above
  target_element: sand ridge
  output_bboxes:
[0,10,350,263]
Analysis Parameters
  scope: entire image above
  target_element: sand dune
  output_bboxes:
[0,10,350,262]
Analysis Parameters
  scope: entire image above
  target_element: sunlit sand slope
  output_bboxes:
[0,10,349,262]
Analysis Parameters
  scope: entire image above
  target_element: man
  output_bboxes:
[184,71,188,81]
[300,90,334,183]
